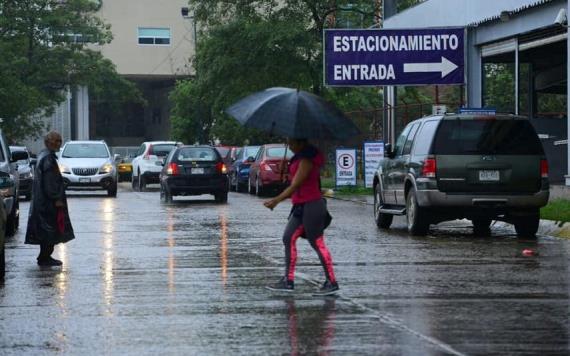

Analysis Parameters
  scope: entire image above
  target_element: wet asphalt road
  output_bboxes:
[1,183,569,355]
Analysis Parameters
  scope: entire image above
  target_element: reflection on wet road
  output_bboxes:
[1,183,569,354]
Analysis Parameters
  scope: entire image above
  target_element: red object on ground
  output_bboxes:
[57,208,65,234]
[522,248,537,257]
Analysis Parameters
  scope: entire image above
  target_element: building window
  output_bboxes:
[138,28,170,45]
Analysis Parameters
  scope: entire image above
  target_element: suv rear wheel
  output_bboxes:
[406,189,429,236]
[5,200,18,237]
[131,175,138,191]
[374,184,393,229]
[472,219,491,236]
[138,172,146,192]
[514,212,539,239]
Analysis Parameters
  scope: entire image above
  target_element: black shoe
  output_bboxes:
[37,257,63,267]
[313,280,339,296]
[266,277,294,292]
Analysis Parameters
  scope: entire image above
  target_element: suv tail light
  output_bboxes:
[422,158,437,178]
[216,162,227,174]
[540,159,549,178]
[166,163,179,175]
[260,162,272,171]
[143,145,153,160]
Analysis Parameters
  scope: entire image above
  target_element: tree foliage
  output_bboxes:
[170,0,382,145]
[0,0,142,142]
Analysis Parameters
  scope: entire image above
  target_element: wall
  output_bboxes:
[96,0,195,77]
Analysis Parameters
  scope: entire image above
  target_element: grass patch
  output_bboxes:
[321,177,372,196]
[541,199,570,222]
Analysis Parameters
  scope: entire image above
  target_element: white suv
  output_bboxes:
[131,141,180,191]
[58,141,118,197]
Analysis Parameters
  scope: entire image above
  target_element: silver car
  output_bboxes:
[58,141,118,197]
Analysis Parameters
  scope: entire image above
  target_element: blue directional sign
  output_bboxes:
[324,28,464,87]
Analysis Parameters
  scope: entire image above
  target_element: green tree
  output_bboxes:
[397,0,425,12]
[170,0,381,144]
[0,0,141,142]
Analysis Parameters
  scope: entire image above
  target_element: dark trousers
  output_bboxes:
[38,244,55,261]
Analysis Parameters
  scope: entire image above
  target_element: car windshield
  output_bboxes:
[266,147,293,159]
[177,148,218,161]
[62,144,109,158]
[151,144,176,157]
[433,119,544,155]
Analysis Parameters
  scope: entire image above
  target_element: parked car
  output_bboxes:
[131,141,181,191]
[215,145,237,164]
[248,144,293,196]
[111,146,138,182]
[9,146,33,201]
[0,182,7,278]
[228,145,260,192]
[159,145,229,203]
[373,113,549,238]
[0,131,20,237]
[58,140,119,197]
[116,156,133,182]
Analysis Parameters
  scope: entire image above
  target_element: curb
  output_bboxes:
[325,192,570,239]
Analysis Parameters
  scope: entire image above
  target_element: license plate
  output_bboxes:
[79,178,91,183]
[479,170,500,181]
[192,168,204,174]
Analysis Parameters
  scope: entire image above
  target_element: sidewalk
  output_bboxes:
[550,184,570,200]
[329,190,570,239]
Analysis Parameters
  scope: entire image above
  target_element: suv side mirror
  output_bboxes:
[384,143,395,159]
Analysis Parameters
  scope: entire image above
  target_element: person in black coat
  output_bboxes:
[25,131,74,266]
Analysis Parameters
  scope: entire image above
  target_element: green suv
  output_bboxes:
[373,114,549,238]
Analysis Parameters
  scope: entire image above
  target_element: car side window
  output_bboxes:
[394,124,413,157]
[413,120,439,156]
[136,144,145,157]
[402,123,420,156]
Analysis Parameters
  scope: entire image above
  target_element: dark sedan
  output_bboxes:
[228,145,260,192]
[159,146,229,203]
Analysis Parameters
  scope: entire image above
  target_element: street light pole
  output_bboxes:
[181,7,197,54]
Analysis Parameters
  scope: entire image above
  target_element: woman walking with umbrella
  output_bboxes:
[264,138,338,295]
[226,87,360,295]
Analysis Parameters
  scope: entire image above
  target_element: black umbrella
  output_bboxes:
[225,87,360,140]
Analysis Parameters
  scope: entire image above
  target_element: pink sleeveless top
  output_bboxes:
[289,146,324,205]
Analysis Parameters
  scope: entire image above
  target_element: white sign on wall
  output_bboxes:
[363,141,384,188]
[336,148,357,186]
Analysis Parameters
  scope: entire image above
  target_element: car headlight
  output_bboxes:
[59,164,70,174]
[99,163,114,174]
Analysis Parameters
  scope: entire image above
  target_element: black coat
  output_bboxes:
[25,149,74,245]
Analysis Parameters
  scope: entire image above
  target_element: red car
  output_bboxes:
[248,144,293,195]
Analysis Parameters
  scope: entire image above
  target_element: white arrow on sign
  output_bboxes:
[403,56,458,78]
